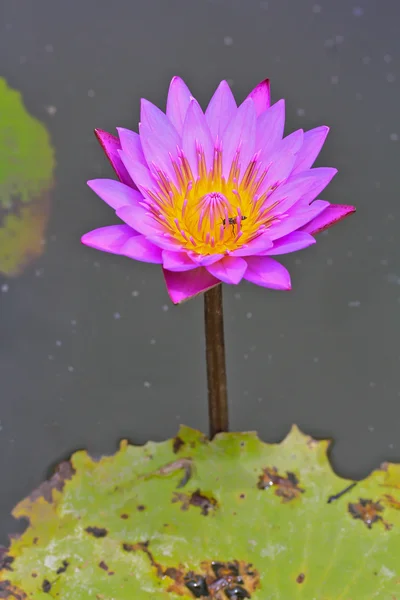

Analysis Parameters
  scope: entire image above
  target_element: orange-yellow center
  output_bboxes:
[146,148,277,255]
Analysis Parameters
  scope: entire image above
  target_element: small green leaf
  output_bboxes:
[0,77,55,276]
[1,425,399,598]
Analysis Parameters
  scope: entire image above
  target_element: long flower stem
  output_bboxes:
[204,284,229,438]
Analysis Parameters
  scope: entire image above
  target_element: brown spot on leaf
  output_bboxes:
[348,498,392,530]
[296,573,305,584]
[257,467,304,502]
[383,494,400,510]
[172,489,218,516]
[239,494,245,499]
[0,554,14,572]
[184,574,209,597]
[29,461,74,504]
[173,436,185,453]
[120,513,129,519]
[122,542,134,552]
[119,541,259,599]
[31,573,37,578]
[85,526,108,538]
[56,559,69,574]
[121,541,163,577]
[137,505,146,511]
[98,561,108,571]
[175,560,259,599]
[0,581,27,599]
[42,579,52,593]
[164,567,179,579]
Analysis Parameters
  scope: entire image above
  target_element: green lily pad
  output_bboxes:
[1,425,400,598]
[0,77,55,276]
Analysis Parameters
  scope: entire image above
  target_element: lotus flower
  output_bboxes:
[82,77,355,303]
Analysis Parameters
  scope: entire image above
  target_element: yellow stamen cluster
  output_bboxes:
[145,147,277,255]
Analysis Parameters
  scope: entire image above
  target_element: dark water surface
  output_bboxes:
[0,0,399,544]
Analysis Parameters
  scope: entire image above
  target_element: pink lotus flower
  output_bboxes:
[82,77,355,303]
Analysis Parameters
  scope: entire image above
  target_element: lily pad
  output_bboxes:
[1,426,400,598]
[0,77,55,276]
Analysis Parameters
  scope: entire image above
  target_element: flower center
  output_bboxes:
[144,147,277,255]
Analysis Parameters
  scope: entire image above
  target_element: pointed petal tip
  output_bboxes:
[115,126,129,136]
[94,128,111,139]
[140,98,154,118]
[169,75,188,88]
[247,78,271,116]
[92,128,136,188]
[301,203,356,235]
[255,78,270,94]
[218,79,232,90]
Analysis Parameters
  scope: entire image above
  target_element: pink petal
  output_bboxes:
[147,234,185,251]
[94,129,135,188]
[256,129,304,193]
[245,78,271,116]
[182,100,214,177]
[117,128,146,165]
[81,224,137,254]
[244,257,291,290]
[139,123,180,185]
[268,200,330,240]
[265,167,337,215]
[301,204,356,235]
[87,179,143,210]
[262,231,316,255]
[222,98,256,179]
[188,252,225,266]
[118,150,156,192]
[229,233,273,257]
[292,126,329,175]
[163,267,220,304]
[205,80,237,142]
[116,205,163,236]
[141,99,178,135]
[162,250,197,272]
[116,128,156,192]
[206,255,247,284]
[255,99,285,156]
[120,235,163,263]
[166,76,193,135]
[140,99,181,180]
